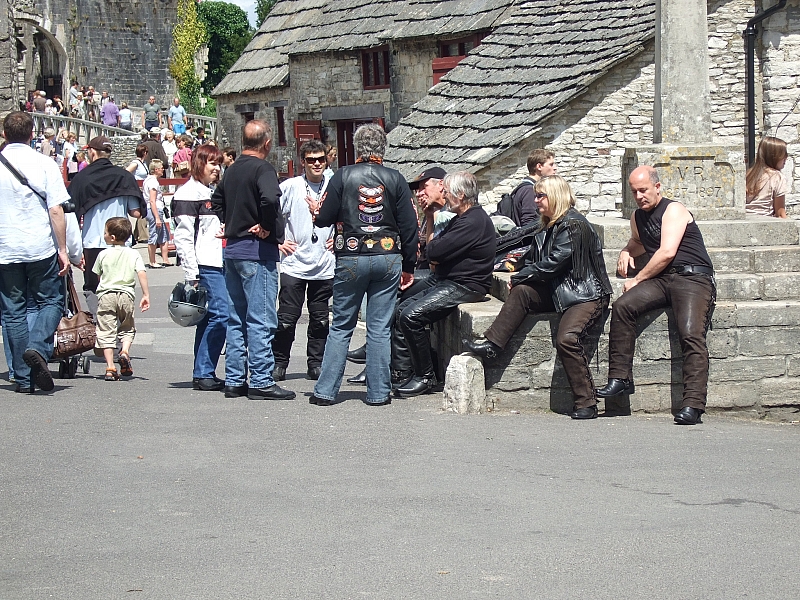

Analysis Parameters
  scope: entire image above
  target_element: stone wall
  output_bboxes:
[437,297,800,417]
[214,88,295,174]
[481,0,800,218]
[390,39,437,124]
[25,0,176,106]
[0,0,16,113]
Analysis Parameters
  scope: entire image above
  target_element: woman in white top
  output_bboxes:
[746,136,789,218]
[119,102,133,131]
[171,144,228,390]
[125,144,149,181]
[161,130,178,176]
[143,159,171,268]
[62,132,79,181]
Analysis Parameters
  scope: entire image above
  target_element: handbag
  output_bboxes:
[175,160,190,175]
[52,273,96,360]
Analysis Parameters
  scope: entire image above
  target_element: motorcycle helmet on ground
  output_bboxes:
[168,282,208,327]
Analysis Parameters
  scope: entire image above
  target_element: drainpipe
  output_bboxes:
[745,0,788,166]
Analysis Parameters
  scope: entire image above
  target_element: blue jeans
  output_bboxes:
[0,255,64,388]
[224,258,279,389]
[1,297,38,380]
[193,266,229,380]
[314,254,402,404]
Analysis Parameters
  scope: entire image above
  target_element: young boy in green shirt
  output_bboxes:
[93,217,150,380]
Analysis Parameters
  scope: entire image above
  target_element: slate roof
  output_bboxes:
[213,0,517,95]
[385,0,656,176]
[212,0,325,96]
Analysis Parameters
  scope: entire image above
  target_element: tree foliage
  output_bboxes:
[256,0,278,26]
[197,1,254,91]
[169,0,207,113]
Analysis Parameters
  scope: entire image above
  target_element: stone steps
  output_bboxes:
[602,245,800,274]
[434,298,800,415]
[589,215,800,248]
[490,270,800,302]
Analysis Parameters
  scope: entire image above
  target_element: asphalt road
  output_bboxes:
[1,255,799,599]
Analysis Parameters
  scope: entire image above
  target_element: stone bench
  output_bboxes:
[435,296,800,418]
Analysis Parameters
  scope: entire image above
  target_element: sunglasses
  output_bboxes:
[535,192,548,199]
[304,156,327,164]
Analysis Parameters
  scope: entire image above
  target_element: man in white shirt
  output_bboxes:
[0,112,70,393]
[272,140,335,381]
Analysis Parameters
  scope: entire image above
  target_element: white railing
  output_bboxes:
[30,110,218,142]
[29,112,137,144]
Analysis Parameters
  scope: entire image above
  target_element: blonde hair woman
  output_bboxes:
[465,175,613,419]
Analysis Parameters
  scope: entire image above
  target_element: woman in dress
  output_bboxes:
[172,144,228,391]
[161,129,178,176]
[464,175,613,420]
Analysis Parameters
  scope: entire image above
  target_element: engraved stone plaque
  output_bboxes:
[622,145,746,220]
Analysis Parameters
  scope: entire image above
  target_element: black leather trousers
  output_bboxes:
[272,273,333,369]
[391,269,435,375]
[396,279,486,378]
[608,273,716,410]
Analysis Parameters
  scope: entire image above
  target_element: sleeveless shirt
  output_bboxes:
[634,198,713,273]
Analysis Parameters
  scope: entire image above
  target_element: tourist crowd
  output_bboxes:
[15,108,797,425]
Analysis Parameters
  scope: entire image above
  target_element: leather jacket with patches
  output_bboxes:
[510,208,612,313]
[316,161,419,273]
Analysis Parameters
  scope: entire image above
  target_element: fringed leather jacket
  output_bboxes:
[509,208,612,313]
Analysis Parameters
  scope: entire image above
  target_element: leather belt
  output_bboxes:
[665,265,714,276]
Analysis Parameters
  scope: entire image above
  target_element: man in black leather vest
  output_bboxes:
[305,124,419,406]
[597,166,716,425]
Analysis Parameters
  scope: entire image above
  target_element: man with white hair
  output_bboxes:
[393,171,496,397]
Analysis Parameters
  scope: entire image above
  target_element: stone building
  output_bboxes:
[212,0,521,174]
[215,0,800,216]
[12,0,176,109]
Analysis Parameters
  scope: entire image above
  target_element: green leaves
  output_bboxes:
[169,0,207,113]
[196,1,254,91]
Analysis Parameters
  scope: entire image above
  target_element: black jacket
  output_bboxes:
[317,161,419,273]
[68,158,145,217]
[427,205,496,295]
[210,154,284,245]
[510,208,612,312]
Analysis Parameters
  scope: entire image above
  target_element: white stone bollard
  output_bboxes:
[442,353,486,414]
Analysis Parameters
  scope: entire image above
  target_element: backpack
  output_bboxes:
[492,178,535,226]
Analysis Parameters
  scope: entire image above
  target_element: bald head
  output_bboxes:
[241,120,272,156]
[629,165,662,211]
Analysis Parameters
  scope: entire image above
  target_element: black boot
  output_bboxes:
[347,368,366,385]
[674,406,703,425]
[463,338,501,359]
[395,374,437,398]
[346,345,366,364]
[596,378,635,397]
[570,405,598,420]
[391,370,413,390]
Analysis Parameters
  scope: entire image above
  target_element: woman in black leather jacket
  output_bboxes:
[465,175,612,419]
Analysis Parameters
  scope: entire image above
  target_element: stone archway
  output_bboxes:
[15,17,68,104]
[33,27,65,99]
